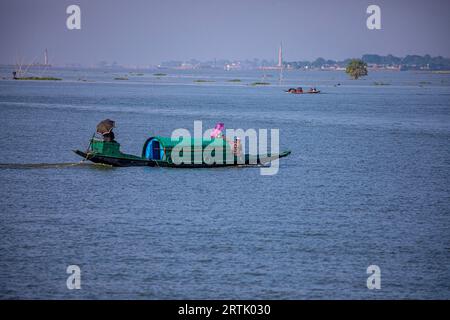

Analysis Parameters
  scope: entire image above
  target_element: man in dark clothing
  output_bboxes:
[103,130,115,142]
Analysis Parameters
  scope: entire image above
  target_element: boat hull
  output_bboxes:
[74,150,156,167]
[286,91,321,94]
[73,150,291,168]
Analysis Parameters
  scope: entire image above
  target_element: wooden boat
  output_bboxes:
[286,88,320,94]
[74,137,291,168]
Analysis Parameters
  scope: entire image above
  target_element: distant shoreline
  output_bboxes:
[2,54,450,72]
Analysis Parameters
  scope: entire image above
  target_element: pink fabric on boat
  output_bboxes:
[211,122,225,138]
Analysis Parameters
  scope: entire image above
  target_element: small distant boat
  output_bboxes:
[286,87,321,94]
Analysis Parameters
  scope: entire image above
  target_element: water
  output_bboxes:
[0,67,449,299]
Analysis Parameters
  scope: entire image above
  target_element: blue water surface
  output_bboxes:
[0,67,449,299]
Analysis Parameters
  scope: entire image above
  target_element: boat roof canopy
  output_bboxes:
[142,136,232,159]
[152,136,229,149]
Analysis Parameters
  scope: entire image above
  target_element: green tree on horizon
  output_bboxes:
[346,59,368,80]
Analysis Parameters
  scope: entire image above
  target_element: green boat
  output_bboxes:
[74,136,291,168]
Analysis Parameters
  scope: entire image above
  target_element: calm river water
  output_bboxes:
[0,67,449,299]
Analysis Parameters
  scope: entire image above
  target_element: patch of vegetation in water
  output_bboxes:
[251,82,270,86]
[373,82,391,86]
[15,77,62,81]
[432,70,450,74]
[153,73,167,76]
[227,79,241,82]
[419,81,431,85]
[114,77,129,80]
[194,79,215,83]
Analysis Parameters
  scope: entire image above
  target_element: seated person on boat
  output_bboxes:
[96,119,116,142]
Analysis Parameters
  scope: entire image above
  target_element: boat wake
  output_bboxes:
[0,162,104,170]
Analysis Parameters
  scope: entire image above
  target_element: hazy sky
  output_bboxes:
[1,0,450,66]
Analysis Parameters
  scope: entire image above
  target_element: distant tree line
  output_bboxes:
[285,54,450,71]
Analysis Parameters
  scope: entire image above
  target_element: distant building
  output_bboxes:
[224,62,241,71]
[278,42,282,68]
[260,42,283,70]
